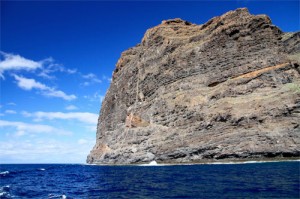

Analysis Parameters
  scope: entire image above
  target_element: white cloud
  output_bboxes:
[37,60,77,79]
[85,125,96,132]
[84,91,104,103]
[66,68,77,74]
[82,82,90,86]
[23,111,98,125]
[102,75,112,83]
[82,73,100,80]
[78,139,88,145]
[7,102,16,106]
[0,120,72,136]
[13,74,47,90]
[0,51,78,80]
[65,105,78,110]
[37,58,62,79]
[38,71,56,79]
[5,110,16,114]
[81,73,102,86]
[21,111,31,117]
[0,51,42,79]
[44,90,76,101]
[0,138,95,163]
[13,75,76,101]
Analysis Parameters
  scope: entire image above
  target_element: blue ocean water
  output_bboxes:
[0,161,299,198]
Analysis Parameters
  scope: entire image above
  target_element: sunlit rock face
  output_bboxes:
[87,8,300,164]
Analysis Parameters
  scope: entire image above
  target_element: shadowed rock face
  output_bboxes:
[87,8,300,164]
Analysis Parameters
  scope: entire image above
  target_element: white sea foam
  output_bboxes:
[149,160,158,165]
[0,185,11,198]
[139,161,157,166]
[136,159,300,166]
[2,185,10,191]
[88,159,300,167]
[48,194,67,199]
[208,159,300,165]
[0,171,9,175]
[38,168,46,171]
[209,161,249,165]
[85,163,98,166]
[0,190,11,198]
[139,160,169,166]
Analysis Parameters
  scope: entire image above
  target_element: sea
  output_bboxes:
[0,161,299,199]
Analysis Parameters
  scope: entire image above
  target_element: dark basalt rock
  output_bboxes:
[87,8,300,165]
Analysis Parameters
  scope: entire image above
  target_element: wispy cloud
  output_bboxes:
[0,138,95,163]
[65,105,78,110]
[22,111,98,125]
[0,51,43,79]
[13,74,47,90]
[44,90,77,101]
[0,51,77,80]
[82,73,102,82]
[84,91,104,103]
[5,110,16,114]
[37,59,77,79]
[78,138,88,145]
[81,73,102,86]
[37,60,62,79]
[66,68,77,74]
[13,75,76,101]
[0,120,72,136]
[102,75,112,83]
[85,125,96,132]
[7,102,16,106]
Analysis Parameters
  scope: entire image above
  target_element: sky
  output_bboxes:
[0,1,299,163]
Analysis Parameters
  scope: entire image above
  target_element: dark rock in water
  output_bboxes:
[87,8,300,164]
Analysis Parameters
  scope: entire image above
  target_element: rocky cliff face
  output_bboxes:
[87,8,300,164]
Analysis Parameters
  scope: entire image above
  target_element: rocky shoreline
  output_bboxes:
[87,157,300,166]
[87,8,300,165]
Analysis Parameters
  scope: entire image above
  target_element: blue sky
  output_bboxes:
[0,1,299,163]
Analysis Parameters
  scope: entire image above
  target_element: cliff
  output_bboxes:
[87,8,300,164]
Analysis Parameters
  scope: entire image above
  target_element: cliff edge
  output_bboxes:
[87,8,300,164]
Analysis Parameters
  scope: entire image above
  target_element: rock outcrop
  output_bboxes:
[87,8,300,164]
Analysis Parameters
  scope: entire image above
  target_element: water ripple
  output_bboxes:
[0,162,299,198]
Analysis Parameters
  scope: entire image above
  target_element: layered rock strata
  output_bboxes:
[87,8,300,164]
